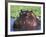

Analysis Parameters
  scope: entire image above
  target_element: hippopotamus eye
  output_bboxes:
[23,12,26,14]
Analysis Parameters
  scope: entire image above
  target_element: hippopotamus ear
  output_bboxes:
[19,10,23,15]
[30,10,33,13]
[21,10,22,12]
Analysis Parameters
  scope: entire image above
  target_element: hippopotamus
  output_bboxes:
[13,10,41,31]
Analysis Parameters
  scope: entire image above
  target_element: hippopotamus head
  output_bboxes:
[14,10,41,31]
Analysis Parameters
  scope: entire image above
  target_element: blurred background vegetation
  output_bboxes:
[10,5,41,19]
